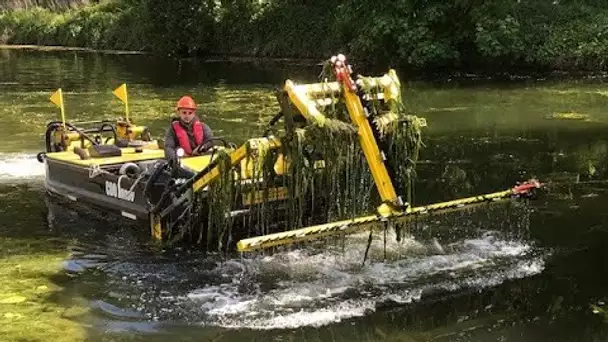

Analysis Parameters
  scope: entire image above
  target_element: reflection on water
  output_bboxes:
[2,48,608,341]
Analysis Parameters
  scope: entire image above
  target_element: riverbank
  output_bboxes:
[3,1,608,73]
[0,44,326,66]
[0,43,145,54]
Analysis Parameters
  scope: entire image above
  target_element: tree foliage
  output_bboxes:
[3,0,608,71]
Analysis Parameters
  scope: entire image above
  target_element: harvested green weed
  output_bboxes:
[175,64,425,252]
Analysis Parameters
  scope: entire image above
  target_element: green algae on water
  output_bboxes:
[0,184,88,342]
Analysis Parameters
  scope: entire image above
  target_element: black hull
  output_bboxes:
[42,152,347,251]
[44,158,155,223]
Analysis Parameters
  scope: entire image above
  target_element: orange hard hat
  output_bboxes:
[176,95,197,110]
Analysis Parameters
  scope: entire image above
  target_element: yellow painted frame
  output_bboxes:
[283,70,404,216]
[191,137,282,192]
[237,187,519,252]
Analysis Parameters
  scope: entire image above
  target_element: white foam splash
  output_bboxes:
[172,231,546,330]
[217,299,375,329]
[85,206,543,331]
[0,153,45,182]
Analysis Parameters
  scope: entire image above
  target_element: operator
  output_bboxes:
[163,95,213,165]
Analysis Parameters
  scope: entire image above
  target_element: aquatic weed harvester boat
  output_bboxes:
[37,54,542,255]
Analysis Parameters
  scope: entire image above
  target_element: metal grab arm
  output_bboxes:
[283,57,409,216]
[148,137,284,241]
[191,137,282,192]
[235,179,543,252]
[149,137,282,215]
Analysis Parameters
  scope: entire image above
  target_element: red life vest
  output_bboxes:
[172,120,204,156]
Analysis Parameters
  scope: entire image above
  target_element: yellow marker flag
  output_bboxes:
[112,83,130,121]
[50,88,66,129]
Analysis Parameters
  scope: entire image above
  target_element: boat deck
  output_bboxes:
[45,147,215,172]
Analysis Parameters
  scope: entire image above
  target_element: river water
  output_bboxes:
[1,48,608,341]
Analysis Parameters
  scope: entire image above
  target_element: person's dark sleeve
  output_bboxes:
[163,127,177,161]
[203,123,213,142]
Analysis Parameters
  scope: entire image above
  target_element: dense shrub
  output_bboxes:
[3,0,608,71]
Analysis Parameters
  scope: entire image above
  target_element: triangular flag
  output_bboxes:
[112,83,130,121]
[50,88,63,107]
[113,83,128,103]
[50,88,67,129]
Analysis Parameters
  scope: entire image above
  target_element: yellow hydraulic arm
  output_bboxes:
[283,54,404,217]
[338,64,402,215]
[149,137,281,241]
[191,137,282,192]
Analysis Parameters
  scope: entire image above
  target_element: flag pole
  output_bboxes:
[124,84,130,123]
[59,89,66,130]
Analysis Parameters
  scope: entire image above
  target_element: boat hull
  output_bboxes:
[44,157,156,223]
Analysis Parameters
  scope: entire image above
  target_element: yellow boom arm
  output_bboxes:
[236,180,542,252]
[283,60,405,216]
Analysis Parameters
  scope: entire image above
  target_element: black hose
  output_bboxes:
[144,160,170,208]
[263,111,283,136]
[98,123,118,143]
[36,152,46,163]
[150,156,220,215]
[44,122,59,152]
[68,122,99,147]
[194,137,231,154]
[150,180,180,215]
[44,121,99,152]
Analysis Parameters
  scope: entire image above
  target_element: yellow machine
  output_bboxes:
[145,54,541,252]
[39,54,542,254]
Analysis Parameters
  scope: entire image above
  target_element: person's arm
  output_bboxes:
[163,127,177,162]
[202,123,213,142]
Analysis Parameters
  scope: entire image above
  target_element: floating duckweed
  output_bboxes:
[546,112,590,120]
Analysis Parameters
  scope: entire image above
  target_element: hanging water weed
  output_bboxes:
[181,60,425,252]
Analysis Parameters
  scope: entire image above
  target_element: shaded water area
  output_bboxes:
[2,48,608,341]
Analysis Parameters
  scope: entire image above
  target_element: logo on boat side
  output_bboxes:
[105,180,135,202]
